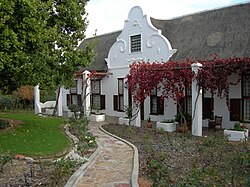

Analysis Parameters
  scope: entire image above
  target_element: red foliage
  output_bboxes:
[13,85,34,100]
[128,56,250,109]
[198,56,250,107]
[128,60,194,104]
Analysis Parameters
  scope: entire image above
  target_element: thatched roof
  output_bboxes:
[78,31,121,71]
[78,3,250,71]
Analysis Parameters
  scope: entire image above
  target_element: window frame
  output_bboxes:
[229,98,241,121]
[70,79,78,94]
[117,78,124,111]
[130,34,142,53]
[150,87,164,115]
[185,84,192,116]
[202,97,214,119]
[67,94,81,106]
[113,79,125,112]
[90,79,105,110]
[177,85,192,116]
[242,74,250,122]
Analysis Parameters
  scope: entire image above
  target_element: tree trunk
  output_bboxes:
[53,87,61,116]
[80,78,87,118]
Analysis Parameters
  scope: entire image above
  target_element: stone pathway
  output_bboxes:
[76,122,134,187]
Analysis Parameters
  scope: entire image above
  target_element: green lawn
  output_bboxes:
[0,112,70,157]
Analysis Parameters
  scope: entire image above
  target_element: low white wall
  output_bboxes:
[39,101,56,108]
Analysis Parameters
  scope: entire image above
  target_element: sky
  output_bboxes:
[84,0,249,38]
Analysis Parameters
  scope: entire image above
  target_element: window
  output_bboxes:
[67,94,81,106]
[185,84,192,115]
[70,80,78,94]
[91,80,100,95]
[67,80,80,106]
[130,34,141,53]
[178,85,214,119]
[202,97,214,119]
[150,88,164,115]
[177,85,192,116]
[176,84,215,119]
[243,75,250,121]
[230,99,241,121]
[230,75,250,122]
[91,80,105,110]
[113,79,124,111]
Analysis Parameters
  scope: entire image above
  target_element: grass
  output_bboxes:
[0,111,70,157]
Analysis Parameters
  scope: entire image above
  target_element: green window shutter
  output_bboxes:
[203,98,214,119]
[113,95,118,111]
[230,99,241,121]
[67,94,71,106]
[100,95,106,110]
[77,95,82,106]
[157,97,164,115]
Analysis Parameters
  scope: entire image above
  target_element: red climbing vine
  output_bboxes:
[127,59,194,104]
[197,56,250,107]
[127,56,250,109]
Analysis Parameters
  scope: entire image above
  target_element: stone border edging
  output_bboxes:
[64,139,102,187]
[99,125,139,187]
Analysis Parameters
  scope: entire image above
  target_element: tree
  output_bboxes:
[0,0,52,93]
[43,0,95,115]
[0,0,93,95]
[12,85,34,109]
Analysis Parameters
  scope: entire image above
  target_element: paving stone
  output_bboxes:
[77,122,133,187]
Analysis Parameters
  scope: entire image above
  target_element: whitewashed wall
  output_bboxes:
[202,74,242,129]
[102,6,176,121]
[59,6,244,129]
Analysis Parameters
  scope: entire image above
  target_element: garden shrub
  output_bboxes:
[69,117,89,137]
[48,117,96,186]
[0,119,10,129]
[69,117,96,154]
[147,152,171,187]
[68,104,81,119]
[235,140,250,186]
[0,95,13,110]
[84,132,96,147]
[49,158,84,186]
[180,133,250,187]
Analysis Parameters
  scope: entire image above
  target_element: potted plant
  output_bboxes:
[89,105,105,122]
[175,112,191,133]
[239,116,247,128]
[224,122,249,142]
[156,119,177,132]
[147,116,153,128]
[68,104,81,119]
[119,105,138,125]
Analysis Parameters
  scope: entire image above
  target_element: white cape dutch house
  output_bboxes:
[51,4,249,131]
[102,6,177,126]
[63,6,178,123]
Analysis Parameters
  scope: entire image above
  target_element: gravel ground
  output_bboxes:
[102,123,250,187]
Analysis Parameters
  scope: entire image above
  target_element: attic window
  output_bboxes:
[130,34,141,53]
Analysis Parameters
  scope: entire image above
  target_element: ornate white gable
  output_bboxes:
[106,6,177,69]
